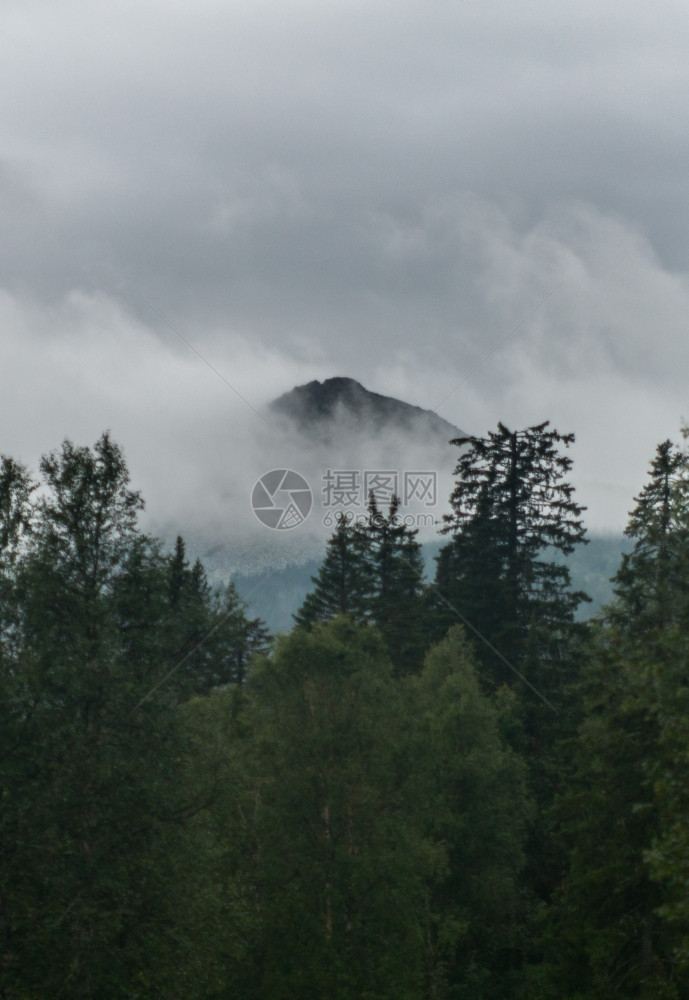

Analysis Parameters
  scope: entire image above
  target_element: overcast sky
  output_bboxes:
[2,0,689,549]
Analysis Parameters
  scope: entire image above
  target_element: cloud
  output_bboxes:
[367,199,689,529]
[2,0,689,550]
[0,289,328,557]
[3,187,689,551]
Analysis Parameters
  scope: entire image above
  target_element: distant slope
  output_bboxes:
[180,376,467,582]
[270,376,463,443]
[219,377,631,630]
[233,533,631,634]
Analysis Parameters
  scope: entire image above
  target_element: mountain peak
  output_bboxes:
[270,376,462,442]
[271,377,369,420]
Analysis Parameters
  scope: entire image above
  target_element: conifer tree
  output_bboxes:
[611,438,689,635]
[294,511,373,627]
[162,535,214,693]
[0,433,268,997]
[429,421,590,938]
[543,439,689,997]
[608,437,689,967]
[295,496,429,672]
[408,627,531,998]
[201,581,270,690]
[364,492,428,673]
[433,421,588,700]
[161,536,269,693]
[543,630,678,1000]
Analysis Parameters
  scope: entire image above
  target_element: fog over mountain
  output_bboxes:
[271,376,463,442]
[191,376,465,578]
[2,1,688,542]
[219,376,628,632]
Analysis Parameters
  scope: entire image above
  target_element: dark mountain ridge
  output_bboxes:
[180,376,630,632]
[270,376,463,442]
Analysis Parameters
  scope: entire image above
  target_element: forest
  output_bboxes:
[1,423,689,999]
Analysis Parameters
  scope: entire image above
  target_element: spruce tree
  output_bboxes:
[430,421,590,935]
[408,627,531,998]
[162,535,214,693]
[543,439,689,997]
[433,420,588,701]
[294,511,372,627]
[543,629,678,1000]
[295,497,429,672]
[608,437,689,968]
[0,433,263,997]
[611,438,689,635]
[363,492,428,673]
[161,536,269,693]
[201,581,270,690]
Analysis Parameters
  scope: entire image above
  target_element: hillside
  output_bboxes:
[233,532,631,634]
[270,376,463,443]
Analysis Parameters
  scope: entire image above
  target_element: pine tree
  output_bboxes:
[610,438,689,969]
[200,581,270,691]
[542,437,689,997]
[433,420,588,701]
[294,511,373,627]
[0,434,224,997]
[364,492,428,674]
[295,497,429,672]
[611,438,689,635]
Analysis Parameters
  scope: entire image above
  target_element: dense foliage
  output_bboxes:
[295,493,427,673]
[2,425,689,998]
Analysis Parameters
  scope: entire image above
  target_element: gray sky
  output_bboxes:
[2,0,689,546]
